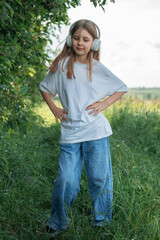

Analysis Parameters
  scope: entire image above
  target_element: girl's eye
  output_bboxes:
[73,37,90,42]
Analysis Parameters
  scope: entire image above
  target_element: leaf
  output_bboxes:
[5,2,14,17]
[93,2,97,7]
[16,102,20,111]
[49,39,53,44]
[17,86,28,96]
[15,0,22,6]
[90,0,97,7]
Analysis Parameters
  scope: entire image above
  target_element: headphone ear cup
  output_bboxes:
[66,35,72,47]
[91,39,101,51]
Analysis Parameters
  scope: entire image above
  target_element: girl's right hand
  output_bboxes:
[39,91,67,123]
[51,105,68,123]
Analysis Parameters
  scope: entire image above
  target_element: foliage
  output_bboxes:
[0,99,159,239]
[90,0,115,10]
[0,0,82,125]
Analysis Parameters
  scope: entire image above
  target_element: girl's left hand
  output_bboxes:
[85,101,107,116]
[85,92,125,116]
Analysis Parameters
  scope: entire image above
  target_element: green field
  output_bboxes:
[0,97,160,240]
[128,88,160,100]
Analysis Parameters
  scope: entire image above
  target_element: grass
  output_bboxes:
[0,97,160,240]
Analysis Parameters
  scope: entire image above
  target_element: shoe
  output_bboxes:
[46,225,67,235]
[46,225,58,234]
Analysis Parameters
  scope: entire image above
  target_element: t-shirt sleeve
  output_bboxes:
[106,68,128,95]
[39,70,58,97]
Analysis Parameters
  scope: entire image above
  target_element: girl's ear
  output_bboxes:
[66,35,72,47]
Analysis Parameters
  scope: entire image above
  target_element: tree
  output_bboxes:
[0,0,115,126]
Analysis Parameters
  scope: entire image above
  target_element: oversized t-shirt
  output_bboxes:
[39,58,128,143]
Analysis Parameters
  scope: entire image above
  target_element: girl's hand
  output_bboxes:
[85,92,125,116]
[39,91,68,123]
[85,101,107,116]
[51,105,68,123]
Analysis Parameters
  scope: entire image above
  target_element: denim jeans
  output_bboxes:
[47,137,113,230]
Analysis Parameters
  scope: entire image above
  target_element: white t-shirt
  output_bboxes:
[39,58,128,143]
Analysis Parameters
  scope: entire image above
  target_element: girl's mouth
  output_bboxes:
[76,48,84,51]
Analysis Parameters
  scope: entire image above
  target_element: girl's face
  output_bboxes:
[72,28,94,62]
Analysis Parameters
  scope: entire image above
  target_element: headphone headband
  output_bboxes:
[66,19,101,51]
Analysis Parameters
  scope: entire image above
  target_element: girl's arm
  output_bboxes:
[85,92,125,116]
[40,90,68,122]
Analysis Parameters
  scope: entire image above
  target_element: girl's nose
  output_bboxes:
[78,39,82,45]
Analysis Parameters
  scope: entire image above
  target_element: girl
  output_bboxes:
[39,19,128,233]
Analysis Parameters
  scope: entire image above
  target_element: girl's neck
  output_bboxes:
[74,55,89,64]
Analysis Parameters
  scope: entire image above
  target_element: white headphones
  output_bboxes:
[66,20,101,51]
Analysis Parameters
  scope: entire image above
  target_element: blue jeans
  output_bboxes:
[47,137,113,230]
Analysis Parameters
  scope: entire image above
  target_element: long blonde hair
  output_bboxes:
[49,19,100,80]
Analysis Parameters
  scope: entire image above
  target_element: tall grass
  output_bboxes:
[0,98,159,240]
